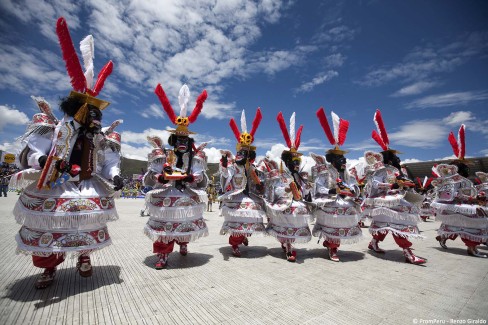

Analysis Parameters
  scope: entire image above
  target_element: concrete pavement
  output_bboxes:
[0,195,487,324]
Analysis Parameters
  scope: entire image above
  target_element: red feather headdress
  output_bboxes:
[229,108,262,151]
[316,107,349,155]
[277,111,303,156]
[56,17,113,111]
[372,109,400,154]
[154,83,208,136]
[448,124,466,160]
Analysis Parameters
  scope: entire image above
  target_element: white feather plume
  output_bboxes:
[290,112,296,147]
[331,111,340,144]
[178,84,190,117]
[422,176,428,188]
[80,35,94,89]
[240,110,247,133]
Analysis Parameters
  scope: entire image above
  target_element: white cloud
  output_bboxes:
[295,70,339,94]
[442,111,474,126]
[140,104,165,119]
[0,105,29,131]
[388,120,447,148]
[391,81,439,97]
[405,91,488,109]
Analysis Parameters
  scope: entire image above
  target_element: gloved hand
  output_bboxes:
[329,188,337,195]
[156,174,166,183]
[55,159,72,173]
[113,175,124,191]
[221,155,228,168]
[391,183,400,190]
[163,163,173,175]
[38,155,48,168]
[183,174,195,183]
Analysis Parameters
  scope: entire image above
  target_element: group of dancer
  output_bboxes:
[9,17,488,289]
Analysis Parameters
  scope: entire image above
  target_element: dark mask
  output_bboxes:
[235,149,249,166]
[175,136,190,153]
[86,107,102,134]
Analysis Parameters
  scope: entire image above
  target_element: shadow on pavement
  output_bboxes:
[302,248,366,262]
[143,252,213,269]
[218,245,268,261]
[3,265,123,308]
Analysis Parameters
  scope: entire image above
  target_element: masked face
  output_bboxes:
[86,107,102,134]
[387,153,401,170]
[332,155,347,172]
[175,136,189,153]
[235,149,249,166]
[288,156,301,172]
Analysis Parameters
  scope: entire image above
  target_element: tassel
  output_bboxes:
[56,17,86,92]
[188,90,207,123]
[276,112,292,148]
[91,61,113,97]
[74,103,89,124]
[229,118,241,142]
[155,84,177,124]
[316,107,335,145]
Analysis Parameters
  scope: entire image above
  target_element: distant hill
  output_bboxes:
[120,156,219,180]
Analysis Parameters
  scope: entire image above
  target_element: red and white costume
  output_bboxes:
[219,109,266,257]
[144,84,209,268]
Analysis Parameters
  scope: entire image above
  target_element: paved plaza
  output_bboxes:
[0,195,487,325]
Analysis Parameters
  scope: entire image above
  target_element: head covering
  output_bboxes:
[154,84,207,136]
[371,109,401,154]
[147,136,166,162]
[19,97,58,142]
[229,108,262,151]
[316,107,349,155]
[56,17,113,123]
[276,111,303,157]
[102,119,123,147]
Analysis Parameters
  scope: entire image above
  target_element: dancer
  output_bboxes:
[362,109,426,265]
[219,109,266,257]
[263,112,312,262]
[415,177,435,222]
[431,125,488,257]
[310,108,362,262]
[13,18,119,288]
[143,84,209,269]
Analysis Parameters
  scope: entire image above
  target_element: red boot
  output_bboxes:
[286,250,296,262]
[155,254,168,269]
[436,236,448,249]
[179,244,188,256]
[368,239,385,253]
[232,245,241,257]
[35,268,56,289]
[403,248,426,265]
[467,246,488,258]
[77,256,92,277]
[329,247,339,262]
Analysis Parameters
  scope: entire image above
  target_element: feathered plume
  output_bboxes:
[80,35,94,89]
[196,142,209,152]
[373,109,389,148]
[316,107,335,145]
[147,136,164,149]
[178,84,190,118]
[240,110,247,134]
[229,118,241,141]
[105,119,123,135]
[90,61,113,97]
[276,112,291,148]
[372,130,388,151]
[338,119,349,146]
[458,124,466,159]
[155,84,177,124]
[188,90,207,123]
[56,17,86,92]
[331,111,340,144]
[448,131,459,158]
[295,125,303,149]
[31,96,58,124]
[289,112,296,147]
[249,108,262,137]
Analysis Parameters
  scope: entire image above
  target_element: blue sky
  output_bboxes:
[0,0,487,172]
